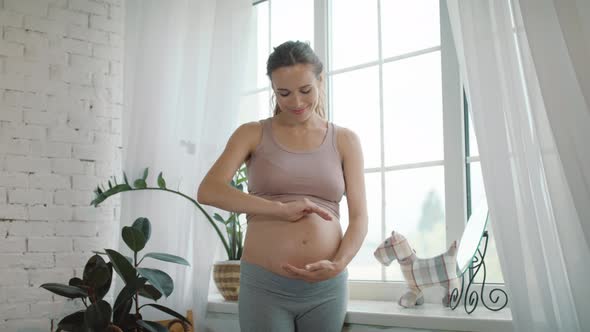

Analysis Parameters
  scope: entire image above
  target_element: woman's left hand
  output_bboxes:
[281,260,343,283]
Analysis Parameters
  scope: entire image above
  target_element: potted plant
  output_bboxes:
[211,165,247,301]
[90,166,248,301]
[41,217,192,332]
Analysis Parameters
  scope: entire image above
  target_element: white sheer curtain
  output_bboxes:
[123,0,254,329]
[447,0,590,331]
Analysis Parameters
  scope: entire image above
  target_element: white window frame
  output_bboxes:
[250,0,505,302]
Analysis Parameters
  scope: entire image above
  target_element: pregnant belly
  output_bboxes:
[241,213,343,278]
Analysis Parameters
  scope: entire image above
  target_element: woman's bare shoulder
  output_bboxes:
[232,120,264,152]
[334,124,361,156]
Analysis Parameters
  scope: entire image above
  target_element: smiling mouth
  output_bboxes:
[291,108,306,115]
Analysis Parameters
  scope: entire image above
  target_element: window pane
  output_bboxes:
[469,162,504,283]
[270,0,314,49]
[383,51,443,166]
[331,66,381,168]
[330,0,378,70]
[341,172,382,280]
[239,90,271,124]
[381,0,440,58]
[467,110,479,157]
[385,166,446,281]
[255,2,270,89]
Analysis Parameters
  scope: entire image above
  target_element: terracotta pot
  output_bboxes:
[106,324,123,332]
[213,260,241,301]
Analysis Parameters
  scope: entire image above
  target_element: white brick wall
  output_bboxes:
[0,0,124,329]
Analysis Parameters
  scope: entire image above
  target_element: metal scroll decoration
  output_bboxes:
[450,231,509,314]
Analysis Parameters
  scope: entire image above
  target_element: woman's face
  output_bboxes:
[271,64,320,120]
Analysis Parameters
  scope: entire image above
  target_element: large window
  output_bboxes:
[246,0,504,290]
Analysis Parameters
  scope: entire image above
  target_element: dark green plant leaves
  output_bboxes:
[123,172,130,185]
[142,168,149,180]
[137,268,173,298]
[105,249,137,285]
[132,217,151,243]
[122,226,146,252]
[90,194,107,207]
[113,285,135,324]
[157,172,166,189]
[68,277,83,287]
[141,304,192,326]
[136,320,168,332]
[57,311,86,332]
[142,252,190,266]
[117,314,139,331]
[95,262,113,300]
[85,300,112,331]
[134,179,147,189]
[138,284,162,301]
[90,184,132,206]
[83,255,111,289]
[213,213,226,224]
[40,283,88,299]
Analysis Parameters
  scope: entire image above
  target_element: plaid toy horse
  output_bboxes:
[374,230,461,308]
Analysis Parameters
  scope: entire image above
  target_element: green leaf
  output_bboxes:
[57,311,87,332]
[122,226,146,252]
[113,285,135,323]
[90,194,107,207]
[137,268,174,298]
[157,172,166,189]
[95,262,113,301]
[107,180,112,189]
[83,255,110,289]
[142,252,190,266]
[113,278,146,312]
[213,213,226,224]
[142,167,149,181]
[103,184,132,196]
[68,277,84,287]
[134,179,147,189]
[40,283,88,299]
[142,304,192,326]
[138,284,162,301]
[85,300,112,331]
[123,172,130,185]
[105,249,137,285]
[136,320,168,332]
[132,217,151,243]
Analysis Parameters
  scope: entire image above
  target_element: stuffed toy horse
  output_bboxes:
[374,230,460,308]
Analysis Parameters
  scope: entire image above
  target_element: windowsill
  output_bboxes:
[207,294,512,332]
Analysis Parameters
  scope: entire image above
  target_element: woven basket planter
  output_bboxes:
[213,260,241,301]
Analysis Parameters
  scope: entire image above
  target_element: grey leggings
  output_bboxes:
[238,260,348,332]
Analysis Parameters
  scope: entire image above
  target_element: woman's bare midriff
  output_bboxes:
[241,212,343,278]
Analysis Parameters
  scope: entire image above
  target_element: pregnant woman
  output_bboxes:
[197,40,368,332]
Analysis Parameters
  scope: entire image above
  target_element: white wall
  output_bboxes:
[0,0,124,330]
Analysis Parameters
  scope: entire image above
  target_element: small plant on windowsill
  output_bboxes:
[90,166,248,300]
[41,217,192,332]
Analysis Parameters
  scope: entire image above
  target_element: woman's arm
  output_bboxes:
[331,127,368,269]
[282,127,368,280]
[197,122,332,221]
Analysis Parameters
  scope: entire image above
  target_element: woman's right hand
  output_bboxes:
[275,198,333,222]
